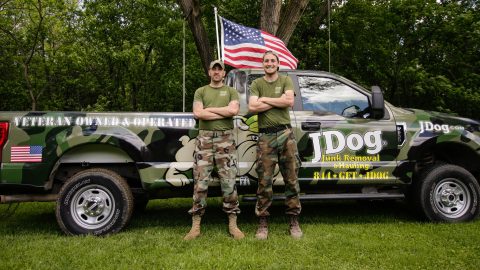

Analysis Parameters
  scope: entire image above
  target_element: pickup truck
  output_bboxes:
[1,69,479,235]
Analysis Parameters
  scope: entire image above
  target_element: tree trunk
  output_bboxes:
[23,0,45,111]
[23,63,36,111]
[178,0,212,76]
[260,0,281,34]
[276,0,310,45]
[0,0,12,10]
[38,37,49,105]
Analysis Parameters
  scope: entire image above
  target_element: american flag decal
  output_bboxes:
[10,146,43,163]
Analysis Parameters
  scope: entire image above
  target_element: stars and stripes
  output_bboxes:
[10,145,43,163]
[220,17,298,70]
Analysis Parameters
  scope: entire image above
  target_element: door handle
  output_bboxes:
[301,122,321,131]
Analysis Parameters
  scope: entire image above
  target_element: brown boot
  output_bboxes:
[255,216,268,240]
[183,215,201,240]
[289,215,303,239]
[228,214,245,240]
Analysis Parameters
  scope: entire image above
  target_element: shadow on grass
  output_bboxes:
[0,202,60,235]
[0,198,419,236]
[130,198,419,230]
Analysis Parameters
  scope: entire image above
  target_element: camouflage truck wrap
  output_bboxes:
[1,69,479,235]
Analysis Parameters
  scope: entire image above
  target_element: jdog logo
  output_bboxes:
[309,130,383,162]
[419,121,450,133]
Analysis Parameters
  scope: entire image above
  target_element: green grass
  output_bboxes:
[1,198,479,269]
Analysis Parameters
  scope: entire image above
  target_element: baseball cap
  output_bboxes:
[209,60,225,69]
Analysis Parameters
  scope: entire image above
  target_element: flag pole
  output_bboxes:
[328,0,331,72]
[214,6,221,60]
[182,19,186,112]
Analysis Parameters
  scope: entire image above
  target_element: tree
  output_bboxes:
[271,0,309,45]
[80,0,203,112]
[178,0,213,75]
[0,0,206,112]
[259,0,281,34]
[1,0,478,118]
[323,0,480,117]
[1,0,50,110]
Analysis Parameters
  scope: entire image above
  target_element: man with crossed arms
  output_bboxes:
[184,60,245,240]
[248,51,303,240]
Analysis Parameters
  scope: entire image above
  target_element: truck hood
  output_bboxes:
[392,106,480,132]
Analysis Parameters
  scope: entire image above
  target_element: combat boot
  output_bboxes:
[183,215,201,240]
[255,216,268,240]
[228,214,245,240]
[289,215,303,239]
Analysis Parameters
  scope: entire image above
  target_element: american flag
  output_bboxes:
[220,17,298,70]
[10,146,43,163]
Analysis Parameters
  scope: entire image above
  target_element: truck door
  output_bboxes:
[291,74,401,186]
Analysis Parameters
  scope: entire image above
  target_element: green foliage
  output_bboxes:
[84,95,111,112]
[293,0,480,117]
[0,0,479,118]
[0,0,205,112]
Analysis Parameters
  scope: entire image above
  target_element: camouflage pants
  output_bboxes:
[256,127,302,217]
[188,130,240,216]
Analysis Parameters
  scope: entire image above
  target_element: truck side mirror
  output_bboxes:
[371,86,385,119]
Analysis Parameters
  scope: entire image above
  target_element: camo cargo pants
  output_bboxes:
[188,130,240,216]
[256,127,302,216]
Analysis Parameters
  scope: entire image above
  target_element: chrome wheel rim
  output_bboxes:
[71,185,115,229]
[433,178,470,219]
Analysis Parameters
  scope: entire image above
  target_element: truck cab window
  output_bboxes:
[298,76,370,118]
[235,71,247,93]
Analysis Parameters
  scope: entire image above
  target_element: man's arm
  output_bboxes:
[248,95,274,113]
[193,101,224,120]
[249,90,294,112]
[259,90,295,108]
[205,100,239,117]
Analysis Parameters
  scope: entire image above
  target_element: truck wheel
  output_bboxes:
[416,164,480,222]
[55,168,134,235]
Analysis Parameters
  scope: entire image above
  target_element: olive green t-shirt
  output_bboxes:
[193,85,239,131]
[250,75,294,128]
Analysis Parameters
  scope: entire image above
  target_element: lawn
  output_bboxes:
[1,198,479,269]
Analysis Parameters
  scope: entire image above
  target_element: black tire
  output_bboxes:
[415,164,480,222]
[55,168,134,235]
